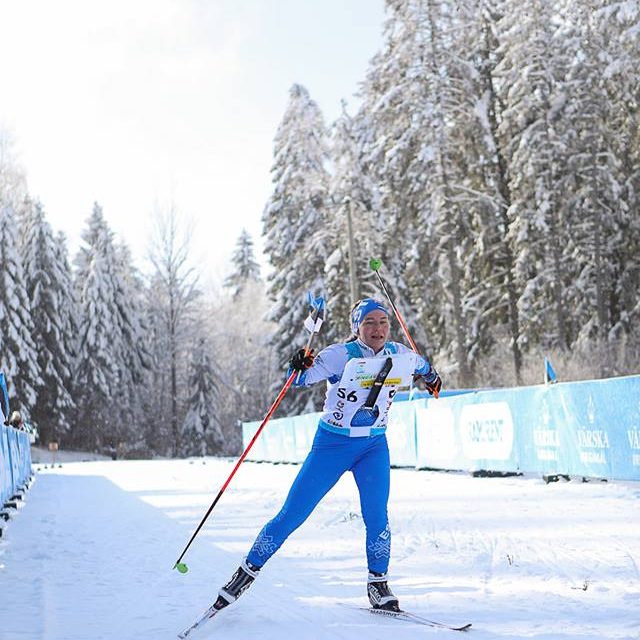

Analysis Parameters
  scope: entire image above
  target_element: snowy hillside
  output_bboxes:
[0,458,638,640]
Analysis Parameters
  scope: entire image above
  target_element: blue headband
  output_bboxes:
[350,298,389,334]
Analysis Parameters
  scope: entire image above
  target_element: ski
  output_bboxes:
[368,607,472,632]
[179,601,471,637]
[344,604,471,632]
[178,601,226,639]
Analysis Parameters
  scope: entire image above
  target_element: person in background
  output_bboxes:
[8,411,25,431]
[211,298,442,614]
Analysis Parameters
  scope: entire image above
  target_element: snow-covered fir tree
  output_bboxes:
[262,83,330,415]
[112,242,151,447]
[224,229,261,299]
[54,231,82,428]
[550,4,619,360]
[357,6,433,361]
[18,199,76,442]
[326,102,380,341]
[73,203,132,450]
[0,202,41,414]
[181,338,223,456]
[359,0,497,386]
[464,0,523,384]
[588,0,640,359]
[418,0,499,387]
[496,0,577,352]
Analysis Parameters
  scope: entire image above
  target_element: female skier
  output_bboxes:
[214,298,441,613]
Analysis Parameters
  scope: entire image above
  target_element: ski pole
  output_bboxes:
[173,294,325,574]
[369,258,438,398]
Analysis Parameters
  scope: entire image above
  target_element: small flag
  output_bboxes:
[544,357,557,384]
[304,292,325,333]
[0,372,9,421]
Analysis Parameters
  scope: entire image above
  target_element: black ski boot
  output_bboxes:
[213,559,261,610]
[367,571,400,612]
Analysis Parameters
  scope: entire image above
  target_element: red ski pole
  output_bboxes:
[173,295,324,573]
[369,258,439,398]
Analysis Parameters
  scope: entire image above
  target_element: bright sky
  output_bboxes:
[0,0,386,284]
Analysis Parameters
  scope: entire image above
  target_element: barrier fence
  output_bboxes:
[242,374,640,481]
[1,423,33,506]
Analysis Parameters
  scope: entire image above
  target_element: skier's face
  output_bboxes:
[358,310,390,352]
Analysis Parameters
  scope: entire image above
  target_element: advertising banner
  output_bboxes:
[243,375,640,481]
[416,375,640,480]
[0,425,12,504]
[1,424,32,504]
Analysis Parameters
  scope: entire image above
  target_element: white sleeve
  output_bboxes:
[296,343,348,386]
[392,342,431,374]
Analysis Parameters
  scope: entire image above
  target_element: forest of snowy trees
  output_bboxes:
[263,0,640,411]
[0,167,272,456]
[1,0,639,456]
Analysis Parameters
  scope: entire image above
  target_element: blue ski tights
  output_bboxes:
[247,427,392,574]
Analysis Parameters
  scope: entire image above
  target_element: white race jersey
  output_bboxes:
[295,339,431,437]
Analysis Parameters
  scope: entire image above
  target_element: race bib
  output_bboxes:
[320,352,417,436]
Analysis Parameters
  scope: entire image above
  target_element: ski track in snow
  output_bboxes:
[0,458,638,640]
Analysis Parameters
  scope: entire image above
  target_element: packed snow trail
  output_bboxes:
[0,458,638,640]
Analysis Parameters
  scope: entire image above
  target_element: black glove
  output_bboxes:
[416,368,442,397]
[290,348,314,372]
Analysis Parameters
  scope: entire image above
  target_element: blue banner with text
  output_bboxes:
[1,423,32,505]
[242,374,640,481]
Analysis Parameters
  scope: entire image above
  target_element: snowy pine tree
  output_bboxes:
[262,84,330,415]
[550,5,616,356]
[18,199,76,442]
[73,203,133,450]
[496,0,576,352]
[589,0,640,364]
[224,229,261,298]
[326,102,380,341]
[0,201,41,414]
[359,0,497,386]
[112,242,151,444]
[417,0,498,386]
[181,338,223,456]
[462,0,525,384]
[357,5,432,359]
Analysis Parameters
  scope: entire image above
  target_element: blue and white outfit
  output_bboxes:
[246,334,435,574]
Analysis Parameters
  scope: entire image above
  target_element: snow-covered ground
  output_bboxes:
[1,457,638,640]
